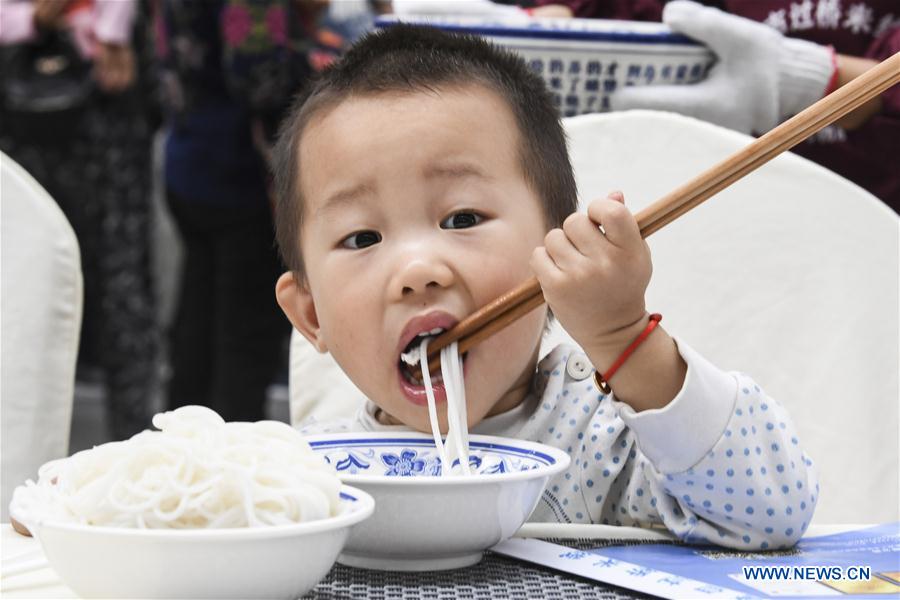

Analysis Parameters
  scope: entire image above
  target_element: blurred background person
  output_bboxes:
[0,0,161,439]
[527,0,899,212]
[155,0,335,422]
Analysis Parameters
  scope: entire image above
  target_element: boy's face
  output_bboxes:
[278,84,549,432]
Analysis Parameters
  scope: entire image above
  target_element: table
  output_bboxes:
[0,524,862,599]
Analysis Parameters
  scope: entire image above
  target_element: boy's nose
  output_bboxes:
[391,258,454,301]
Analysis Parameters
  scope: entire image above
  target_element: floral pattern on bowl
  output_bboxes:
[304,433,571,571]
[310,437,554,477]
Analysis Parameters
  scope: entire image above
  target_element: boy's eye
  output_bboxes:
[341,230,382,249]
[441,212,484,230]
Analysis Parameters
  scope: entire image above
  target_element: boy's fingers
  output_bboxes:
[586,197,642,250]
[562,212,608,256]
[531,246,562,279]
[607,190,625,204]
[543,227,583,271]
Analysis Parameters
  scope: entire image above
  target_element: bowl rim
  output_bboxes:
[305,432,572,485]
[31,484,375,540]
[375,15,705,46]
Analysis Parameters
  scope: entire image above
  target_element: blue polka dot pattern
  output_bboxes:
[304,343,818,553]
[546,351,816,550]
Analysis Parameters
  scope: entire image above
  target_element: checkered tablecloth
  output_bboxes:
[304,539,666,599]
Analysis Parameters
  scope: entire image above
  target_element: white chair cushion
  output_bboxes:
[1,152,83,521]
[288,328,367,426]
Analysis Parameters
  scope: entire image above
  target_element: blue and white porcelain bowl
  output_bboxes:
[376,15,714,117]
[306,433,570,571]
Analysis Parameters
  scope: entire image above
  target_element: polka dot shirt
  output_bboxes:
[301,339,817,551]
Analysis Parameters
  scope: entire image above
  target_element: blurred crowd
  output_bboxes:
[0,0,373,440]
[1,0,896,442]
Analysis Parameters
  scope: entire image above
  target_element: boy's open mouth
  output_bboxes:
[397,328,468,388]
[398,329,445,387]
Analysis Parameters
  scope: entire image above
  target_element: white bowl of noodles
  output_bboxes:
[9,406,375,598]
[306,432,570,571]
[29,486,373,599]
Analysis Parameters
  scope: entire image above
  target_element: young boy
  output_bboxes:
[273,25,817,550]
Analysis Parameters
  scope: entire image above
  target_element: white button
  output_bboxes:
[566,353,592,380]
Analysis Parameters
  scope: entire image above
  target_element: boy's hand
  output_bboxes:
[532,192,685,411]
[530,192,651,355]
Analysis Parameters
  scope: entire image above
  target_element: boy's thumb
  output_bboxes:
[608,191,625,204]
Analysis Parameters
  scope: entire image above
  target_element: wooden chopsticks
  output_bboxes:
[427,51,900,373]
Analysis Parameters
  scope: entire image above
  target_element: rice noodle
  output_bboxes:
[419,340,471,476]
[11,406,341,528]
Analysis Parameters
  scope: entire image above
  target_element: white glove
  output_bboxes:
[392,0,525,18]
[611,0,836,134]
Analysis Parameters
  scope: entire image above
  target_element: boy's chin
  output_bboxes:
[375,404,450,433]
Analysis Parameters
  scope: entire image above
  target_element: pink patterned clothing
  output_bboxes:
[0,0,136,56]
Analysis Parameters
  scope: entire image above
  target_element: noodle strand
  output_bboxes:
[420,340,472,476]
[12,406,341,528]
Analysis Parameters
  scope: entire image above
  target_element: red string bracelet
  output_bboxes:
[823,46,840,96]
[594,314,662,395]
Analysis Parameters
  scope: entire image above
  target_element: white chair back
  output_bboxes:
[565,111,898,524]
[288,328,367,426]
[1,152,83,520]
[289,110,899,524]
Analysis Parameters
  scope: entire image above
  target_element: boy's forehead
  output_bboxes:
[296,84,524,214]
[301,83,517,149]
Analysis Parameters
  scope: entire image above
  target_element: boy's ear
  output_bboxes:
[275,271,329,353]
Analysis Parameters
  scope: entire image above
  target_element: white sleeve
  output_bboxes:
[613,338,818,550]
[616,338,737,473]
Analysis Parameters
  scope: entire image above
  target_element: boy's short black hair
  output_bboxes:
[273,24,578,279]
